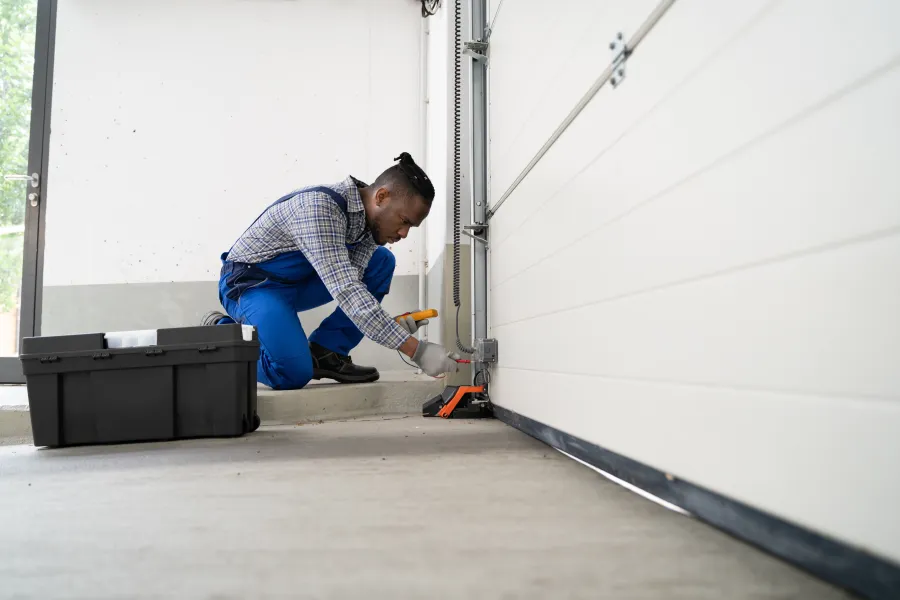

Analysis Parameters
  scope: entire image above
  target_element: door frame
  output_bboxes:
[0,0,57,383]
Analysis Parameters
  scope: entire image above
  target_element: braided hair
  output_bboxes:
[372,152,435,206]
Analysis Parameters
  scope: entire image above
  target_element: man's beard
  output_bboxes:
[365,215,386,246]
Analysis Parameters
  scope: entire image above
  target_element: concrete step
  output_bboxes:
[0,372,443,445]
[0,405,31,446]
[259,372,442,425]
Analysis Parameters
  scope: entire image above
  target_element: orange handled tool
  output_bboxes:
[395,308,438,323]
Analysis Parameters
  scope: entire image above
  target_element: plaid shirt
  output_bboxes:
[227,176,410,349]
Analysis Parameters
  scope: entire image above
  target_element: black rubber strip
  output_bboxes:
[492,405,899,600]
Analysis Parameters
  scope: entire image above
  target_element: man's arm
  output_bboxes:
[292,195,416,354]
[398,336,419,358]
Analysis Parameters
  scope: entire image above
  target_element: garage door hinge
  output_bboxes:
[464,39,488,62]
[609,32,629,88]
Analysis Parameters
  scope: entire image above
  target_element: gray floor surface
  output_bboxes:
[0,417,851,599]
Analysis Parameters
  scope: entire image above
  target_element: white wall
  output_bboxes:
[487,0,900,563]
[424,2,450,274]
[45,0,425,287]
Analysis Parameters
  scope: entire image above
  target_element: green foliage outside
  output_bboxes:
[0,0,37,312]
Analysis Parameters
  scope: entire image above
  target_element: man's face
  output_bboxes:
[368,187,430,246]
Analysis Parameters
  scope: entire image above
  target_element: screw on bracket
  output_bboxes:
[609,31,628,88]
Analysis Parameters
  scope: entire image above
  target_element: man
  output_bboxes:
[203,153,460,390]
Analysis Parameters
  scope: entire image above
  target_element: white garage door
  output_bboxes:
[486,0,900,563]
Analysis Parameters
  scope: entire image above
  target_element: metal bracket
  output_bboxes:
[462,230,488,246]
[460,223,490,248]
[609,32,628,88]
[462,223,489,247]
[464,40,488,62]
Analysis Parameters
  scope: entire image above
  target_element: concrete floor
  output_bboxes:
[0,417,850,599]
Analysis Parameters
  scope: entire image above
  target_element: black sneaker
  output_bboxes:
[310,342,380,384]
[201,310,228,327]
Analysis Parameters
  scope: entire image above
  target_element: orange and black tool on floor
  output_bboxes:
[404,309,492,418]
[422,383,492,419]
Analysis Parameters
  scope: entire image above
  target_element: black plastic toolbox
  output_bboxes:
[19,324,260,448]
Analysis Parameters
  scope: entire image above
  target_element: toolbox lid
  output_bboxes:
[21,324,257,357]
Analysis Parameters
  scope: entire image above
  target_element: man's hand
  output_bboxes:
[411,341,460,377]
[396,313,429,335]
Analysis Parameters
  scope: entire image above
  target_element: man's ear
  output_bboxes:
[375,187,390,207]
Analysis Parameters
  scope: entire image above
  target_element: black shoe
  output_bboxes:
[201,310,228,327]
[310,342,379,384]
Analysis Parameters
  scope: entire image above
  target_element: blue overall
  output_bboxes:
[218,187,394,390]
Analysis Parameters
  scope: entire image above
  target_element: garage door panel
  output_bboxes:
[490,68,900,326]
[490,367,900,561]
[495,233,900,400]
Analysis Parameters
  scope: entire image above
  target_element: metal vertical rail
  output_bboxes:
[470,0,489,374]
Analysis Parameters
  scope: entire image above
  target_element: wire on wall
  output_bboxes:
[451,0,475,355]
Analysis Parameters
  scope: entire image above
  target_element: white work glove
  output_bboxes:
[412,341,460,377]
[396,314,430,335]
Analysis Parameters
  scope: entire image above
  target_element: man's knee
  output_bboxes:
[365,247,396,295]
[371,247,396,274]
[263,356,314,391]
